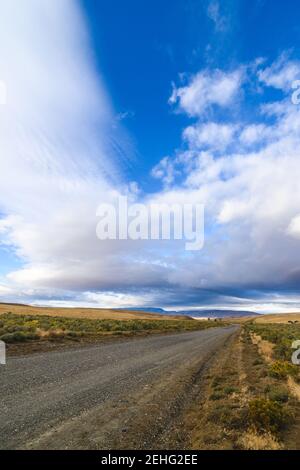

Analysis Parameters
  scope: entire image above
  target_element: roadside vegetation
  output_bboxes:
[185,321,300,450]
[245,322,300,366]
[0,312,225,345]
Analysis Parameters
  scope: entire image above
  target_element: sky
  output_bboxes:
[1,0,300,312]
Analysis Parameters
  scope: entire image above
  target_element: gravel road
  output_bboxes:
[0,326,238,449]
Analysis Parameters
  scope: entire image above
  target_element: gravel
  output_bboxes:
[0,325,238,449]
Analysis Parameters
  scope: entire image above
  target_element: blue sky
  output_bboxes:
[1,0,300,313]
[82,0,300,188]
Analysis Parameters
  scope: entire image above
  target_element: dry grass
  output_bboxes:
[186,326,300,450]
[224,312,300,324]
[0,302,189,321]
[226,316,260,324]
[237,430,282,450]
[255,313,300,324]
[288,377,300,401]
[250,332,274,363]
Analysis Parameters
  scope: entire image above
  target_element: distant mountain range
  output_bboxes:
[123,307,166,313]
[124,308,258,318]
[177,310,259,318]
[0,302,258,319]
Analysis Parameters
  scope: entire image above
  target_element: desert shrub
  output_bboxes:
[66,331,84,338]
[6,325,23,333]
[267,385,289,403]
[0,331,39,343]
[211,376,225,388]
[209,391,225,400]
[248,398,292,433]
[268,361,299,379]
[253,358,264,366]
[0,312,226,343]
[127,321,143,331]
[23,320,39,331]
[0,332,24,343]
[246,323,300,362]
[274,339,294,361]
[48,331,65,340]
[224,386,238,395]
[208,404,248,429]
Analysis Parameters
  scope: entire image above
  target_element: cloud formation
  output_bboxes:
[183,122,238,151]
[150,59,300,310]
[1,3,300,313]
[169,68,243,117]
[258,53,300,91]
[0,0,134,302]
[207,0,229,32]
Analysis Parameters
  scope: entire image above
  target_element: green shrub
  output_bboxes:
[269,361,299,379]
[274,339,295,361]
[210,391,225,400]
[211,376,224,388]
[245,323,300,363]
[267,385,289,403]
[0,312,226,343]
[224,386,238,395]
[0,331,39,343]
[248,398,292,433]
[66,331,84,338]
[208,404,248,429]
[253,358,264,366]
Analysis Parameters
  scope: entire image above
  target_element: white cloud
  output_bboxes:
[183,122,237,150]
[150,58,300,299]
[0,0,120,217]
[169,68,243,117]
[239,124,271,145]
[258,53,300,91]
[0,285,13,296]
[0,0,139,303]
[287,214,300,238]
[151,156,179,186]
[116,110,135,122]
[82,291,151,309]
[207,0,228,32]
[217,199,250,223]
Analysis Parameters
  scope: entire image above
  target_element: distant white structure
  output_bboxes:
[0,340,6,365]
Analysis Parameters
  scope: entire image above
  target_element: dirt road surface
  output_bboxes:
[0,326,238,449]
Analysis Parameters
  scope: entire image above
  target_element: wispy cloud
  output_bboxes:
[206,0,229,32]
[0,0,133,302]
[258,52,300,91]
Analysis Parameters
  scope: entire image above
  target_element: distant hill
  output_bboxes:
[0,303,190,321]
[122,307,166,313]
[125,307,258,319]
[0,302,258,320]
[177,310,259,319]
[255,312,300,324]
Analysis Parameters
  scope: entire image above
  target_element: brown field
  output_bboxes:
[255,312,300,324]
[225,315,259,324]
[218,312,300,324]
[0,302,189,321]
